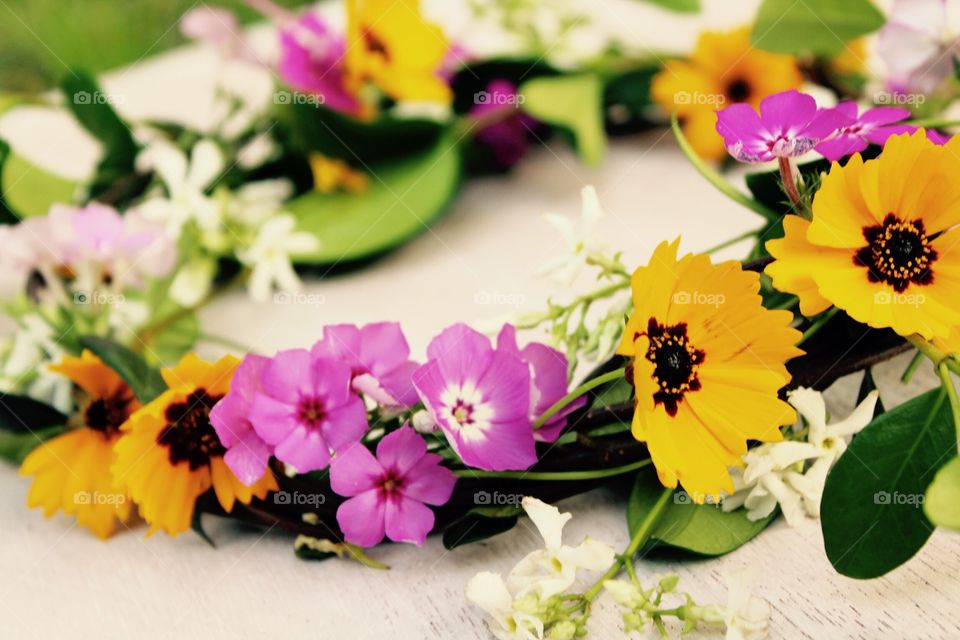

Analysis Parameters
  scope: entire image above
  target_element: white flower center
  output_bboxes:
[439,382,492,442]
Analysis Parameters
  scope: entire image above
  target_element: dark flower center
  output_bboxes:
[451,399,474,426]
[297,397,327,429]
[157,388,226,470]
[855,213,936,292]
[725,78,751,103]
[642,318,705,417]
[377,471,404,498]
[362,27,390,61]
[84,392,134,436]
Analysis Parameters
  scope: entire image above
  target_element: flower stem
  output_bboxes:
[452,457,651,480]
[936,362,960,447]
[901,350,925,384]
[581,486,674,602]
[703,227,764,255]
[777,156,805,214]
[906,334,960,376]
[670,114,777,220]
[533,367,626,429]
[799,307,839,344]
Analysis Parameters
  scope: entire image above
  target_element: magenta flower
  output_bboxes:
[249,348,368,473]
[496,325,583,442]
[412,323,536,471]
[814,102,915,162]
[331,427,456,547]
[471,80,538,169]
[210,354,274,485]
[311,322,420,407]
[715,90,851,163]
[278,12,360,114]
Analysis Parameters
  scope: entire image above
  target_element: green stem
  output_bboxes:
[532,367,626,430]
[799,307,839,344]
[581,486,674,602]
[936,362,960,445]
[907,334,960,376]
[670,114,777,220]
[901,350,925,384]
[453,457,651,480]
[777,156,807,216]
[197,332,255,354]
[703,227,764,255]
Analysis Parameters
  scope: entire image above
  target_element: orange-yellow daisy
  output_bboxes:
[766,131,960,340]
[652,26,803,161]
[617,240,802,500]
[20,351,137,539]
[345,0,452,105]
[112,353,277,536]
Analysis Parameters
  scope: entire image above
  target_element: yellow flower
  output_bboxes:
[112,353,277,536]
[309,153,369,194]
[617,240,802,500]
[345,0,452,104]
[652,26,803,161]
[766,131,960,340]
[20,351,137,539]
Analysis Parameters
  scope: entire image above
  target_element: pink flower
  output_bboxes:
[814,101,915,162]
[412,323,536,471]
[249,348,368,473]
[470,80,538,170]
[715,90,851,163]
[180,6,259,62]
[496,325,583,442]
[277,12,361,114]
[331,427,456,547]
[311,322,420,408]
[209,354,274,485]
[878,0,959,95]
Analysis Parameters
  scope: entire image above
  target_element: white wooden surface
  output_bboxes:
[1,1,959,638]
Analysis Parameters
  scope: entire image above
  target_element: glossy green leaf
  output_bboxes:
[0,425,66,464]
[78,335,166,403]
[287,134,462,265]
[752,0,884,56]
[1,149,81,218]
[442,504,523,550]
[520,74,605,166]
[822,389,955,579]
[0,393,67,432]
[925,456,960,531]
[627,467,774,556]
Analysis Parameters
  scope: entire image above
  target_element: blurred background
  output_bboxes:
[0,0,308,92]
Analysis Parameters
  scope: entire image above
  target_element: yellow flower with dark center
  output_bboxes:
[766,131,960,340]
[309,153,369,194]
[112,353,277,536]
[20,351,137,539]
[618,240,802,500]
[345,0,452,104]
[652,26,803,161]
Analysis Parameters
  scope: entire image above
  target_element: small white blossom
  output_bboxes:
[718,570,771,640]
[237,214,318,303]
[536,186,609,285]
[169,257,217,307]
[466,572,546,640]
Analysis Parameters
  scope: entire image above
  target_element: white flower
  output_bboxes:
[237,214,318,303]
[507,497,615,598]
[135,138,225,237]
[225,179,294,227]
[536,186,608,285]
[720,570,770,640]
[169,257,217,307]
[466,572,546,640]
[723,388,878,525]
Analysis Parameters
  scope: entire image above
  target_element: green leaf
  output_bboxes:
[0,394,67,432]
[925,456,960,531]
[191,506,216,548]
[637,0,700,12]
[857,369,885,419]
[442,504,523,550]
[0,139,20,223]
[0,425,66,464]
[821,389,955,579]
[520,74,606,166]
[60,70,138,196]
[287,133,462,265]
[1,148,81,218]
[627,468,774,556]
[603,66,659,125]
[78,335,166,403]
[147,309,200,366]
[751,0,884,56]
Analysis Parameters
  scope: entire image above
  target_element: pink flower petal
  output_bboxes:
[337,490,386,547]
[384,495,435,545]
[402,454,456,505]
[275,426,330,473]
[330,442,383,497]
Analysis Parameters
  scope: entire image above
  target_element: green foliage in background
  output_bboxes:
[0,0,309,92]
